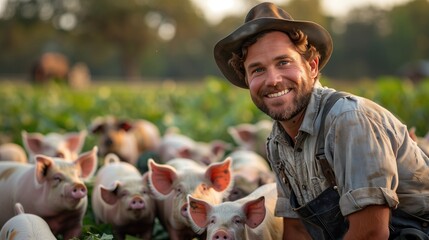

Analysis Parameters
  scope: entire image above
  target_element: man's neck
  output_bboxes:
[279,109,306,141]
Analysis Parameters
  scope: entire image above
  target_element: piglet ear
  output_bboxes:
[210,140,230,158]
[118,121,133,132]
[205,157,232,192]
[243,196,266,229]
[148,159,177,196]
[227,124,255,145]
[75,146,98,180]
[100,181,121,205]
[65,130,87,154]
[187,195,211,234]
[34,154,54,184]
[88,117,105,134]
[22,131,44,155]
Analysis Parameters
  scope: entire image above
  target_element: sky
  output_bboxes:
[191,0,414,24]
[0,0,413,24]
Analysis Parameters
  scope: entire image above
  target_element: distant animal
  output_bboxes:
[22,130,87,162]
[89,116,161,166]
[68,62,91,89]
[31,52,69,84]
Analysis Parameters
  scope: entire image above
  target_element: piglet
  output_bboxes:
[188,183,283,240]
[91,153,156,240]
[409,127,429,156]
[148,157,233,240]
[89,116,161,166]
[228,119,272,159]
[156,132,230,165]
[226,150,275,201]
[0,143,28,163]
[0,203,56,240]
[22,130,87,162]
[0,147,98,240]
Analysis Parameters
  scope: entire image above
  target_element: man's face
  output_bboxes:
[243,31,318,122]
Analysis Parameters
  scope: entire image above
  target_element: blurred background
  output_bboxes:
[0,0,428,83]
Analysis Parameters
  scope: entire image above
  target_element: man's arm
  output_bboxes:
[344,205,390,240]
[282,217,312,240]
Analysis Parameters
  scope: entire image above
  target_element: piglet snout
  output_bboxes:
[129,196,145,210]
[70,183,87,199]
[212,229,231,240]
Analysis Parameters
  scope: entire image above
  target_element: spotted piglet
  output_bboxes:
[89,116,161,166]
[0,147,98,240]
[0,203,56,240]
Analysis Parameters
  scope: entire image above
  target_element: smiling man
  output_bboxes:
[214,2,429,239]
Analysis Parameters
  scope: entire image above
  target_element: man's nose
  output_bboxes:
[266,68,282,86]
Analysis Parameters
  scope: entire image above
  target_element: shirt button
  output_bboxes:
[302,185,307,190]
[296,148,302,152]
[422,222,428,228]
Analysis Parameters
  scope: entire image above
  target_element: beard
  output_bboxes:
[251,79,314,122]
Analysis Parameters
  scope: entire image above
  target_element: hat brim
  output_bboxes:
[214,18,333,89]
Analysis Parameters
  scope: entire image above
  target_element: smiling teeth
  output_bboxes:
[268,89,290,98]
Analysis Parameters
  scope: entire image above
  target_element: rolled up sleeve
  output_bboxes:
[339,187,399,216]
[326,106,402,216]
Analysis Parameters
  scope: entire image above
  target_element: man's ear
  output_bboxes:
[309,57,319,79]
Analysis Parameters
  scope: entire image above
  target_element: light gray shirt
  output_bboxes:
[267,84,429,218]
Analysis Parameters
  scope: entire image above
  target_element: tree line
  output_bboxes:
[0,0,428,82]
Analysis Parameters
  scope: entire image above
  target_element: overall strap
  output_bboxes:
[315,91,348,187]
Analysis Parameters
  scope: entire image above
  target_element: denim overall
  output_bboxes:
[269,92,429,239]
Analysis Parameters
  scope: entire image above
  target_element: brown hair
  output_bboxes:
[228,29,321,85]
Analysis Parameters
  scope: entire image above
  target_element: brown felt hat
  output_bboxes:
[214,2,333,89]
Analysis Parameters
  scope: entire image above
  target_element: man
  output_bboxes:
[214,2,429,239]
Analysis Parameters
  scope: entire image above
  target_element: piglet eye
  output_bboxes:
[233,216,242,224]
[210,217,216,224]
[56,152,65,158]
[53,176,62,183]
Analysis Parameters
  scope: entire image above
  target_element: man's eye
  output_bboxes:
[279,60,289,66]
[253,67,264,73]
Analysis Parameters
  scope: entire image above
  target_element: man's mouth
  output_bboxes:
[267,89,291,98]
